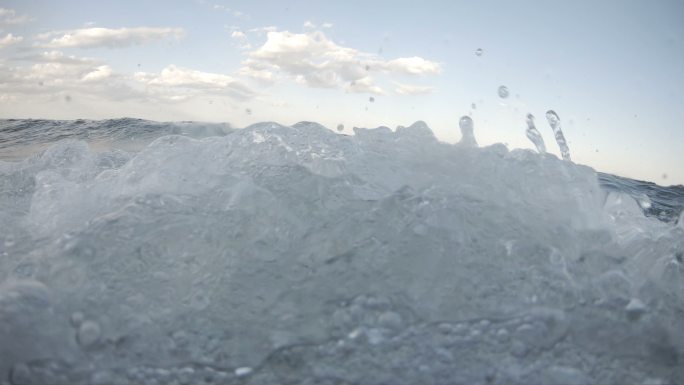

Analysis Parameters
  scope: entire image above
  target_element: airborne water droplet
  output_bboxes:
[525,114,546,154]
[475,48,483,56]
[497,85,509,99]
[458,116,477,147]
[545,110,571,161]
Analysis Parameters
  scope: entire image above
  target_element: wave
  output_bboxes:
[1,119,683,384]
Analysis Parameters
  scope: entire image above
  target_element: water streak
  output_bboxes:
[546,110,571,161]
[458,116,477,146]
[525,113,546,154]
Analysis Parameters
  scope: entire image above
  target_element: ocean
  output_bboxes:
[1,118,683,384]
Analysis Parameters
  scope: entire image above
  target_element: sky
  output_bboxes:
[1,0,683,184]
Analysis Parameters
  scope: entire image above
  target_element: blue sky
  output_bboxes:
[1,0,683,184]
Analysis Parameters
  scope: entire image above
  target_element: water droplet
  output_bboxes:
[245,108,252,115]
[497,85,509,98]
[475,48,483,56]
[337,124,344,132]
[77,320,101,348]
[471,102,476,109]
[545,110,571,161]
[369,96,375,103]
[64,95,72,102]
[365,64,370,71]
[458,116,478,147]
[525,114,546,154]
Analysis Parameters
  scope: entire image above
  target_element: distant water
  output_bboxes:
[2,118,682,222]
[598,172,684,223]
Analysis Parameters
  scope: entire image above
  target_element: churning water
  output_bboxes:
[1,118,683,384]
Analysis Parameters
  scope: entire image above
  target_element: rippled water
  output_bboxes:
[1,118,683,384]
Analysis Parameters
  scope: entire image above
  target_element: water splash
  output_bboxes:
[458,115,477,147]
[525,114,546,154]
[546,110,571,161]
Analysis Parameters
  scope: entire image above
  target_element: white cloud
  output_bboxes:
[82,65,113,82]
[135,65,255,101]
[15,50,100,65]
[347,77,385,95]
[322,23,333,29]
[384,57,442,75]
[0,8,32,25]
[0,33,23,48]
[303,21,316,29]
[393,82,436,95]
[241,29,441,94]
[237,64,275,84]
[37,27,184,49]
[0,52,144,102]
[231,30,246,39]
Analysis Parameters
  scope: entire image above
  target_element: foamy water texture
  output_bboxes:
[1,120,683,384]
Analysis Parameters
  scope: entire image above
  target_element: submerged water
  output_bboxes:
[1,118,683,384]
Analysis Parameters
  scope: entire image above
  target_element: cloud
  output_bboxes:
[236,63,275,84]
[347,77,385,95]
[240,29,441,94]
[13,50,100,65]
[393,82,436,95]
[384,57,442,76]
[134,65,255,101]
[0,8,32,25]
[82,65,113,82]
[230,30,251,49]
[0,51,144,102]
[0,33,23,48]
[231,30,246,39]
[37,27,184,49]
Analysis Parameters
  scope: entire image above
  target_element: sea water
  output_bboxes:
[1,118,683,384]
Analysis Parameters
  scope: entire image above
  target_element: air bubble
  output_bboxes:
[77,320,101,348]
[625,298,647,321]
[70,311,85,327]
[497,85,509,98]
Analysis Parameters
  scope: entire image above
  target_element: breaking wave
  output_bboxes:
[1,118,683,384]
